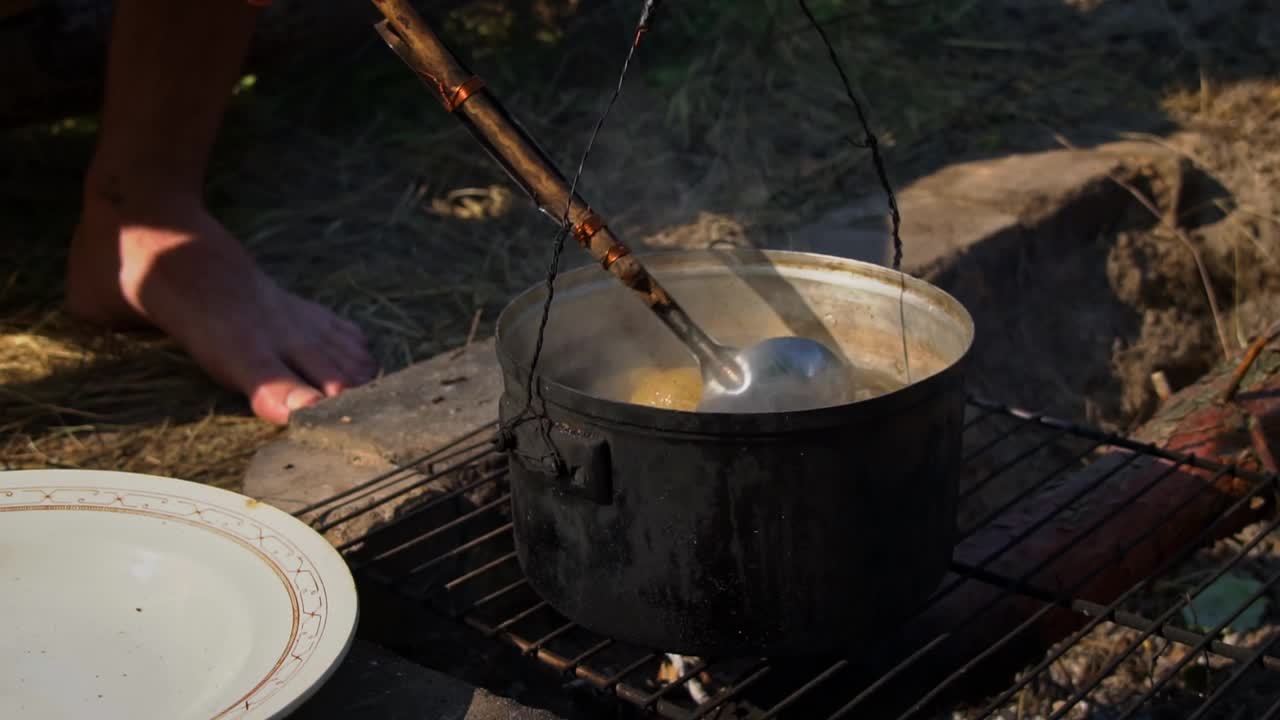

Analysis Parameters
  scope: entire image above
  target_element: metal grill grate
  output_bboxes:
[296,397,1280,719]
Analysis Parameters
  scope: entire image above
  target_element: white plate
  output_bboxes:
[0,469,358,720]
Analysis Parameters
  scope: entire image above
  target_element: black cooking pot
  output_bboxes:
[496,249,973,656]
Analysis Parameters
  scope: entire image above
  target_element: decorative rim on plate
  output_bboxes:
[0,470,359,720]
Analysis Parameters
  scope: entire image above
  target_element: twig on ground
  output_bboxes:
[1232,203,1280,228]
[1220,320,1280,403]
[1151,371,1172,402]
[464,308,482,348]
[1053,132,1232,361]
[451,308,484,359]
[1115,131,1233,197]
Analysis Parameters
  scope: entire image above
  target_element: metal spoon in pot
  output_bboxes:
[372,3,856,412]
[695,335,855,413]
[648,298,854,412]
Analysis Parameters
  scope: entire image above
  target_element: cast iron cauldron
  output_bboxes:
[495,249,974,656]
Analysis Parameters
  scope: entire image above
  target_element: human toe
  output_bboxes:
[321,323,378,384]
[285,338,356,398]
[249,373,325,425]
[329,312,365,340]
[332,345,379,387]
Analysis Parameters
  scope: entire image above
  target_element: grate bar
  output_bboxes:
[459,612,592,686]
[289,424,494,517]
[403,522,513,577]
[935,451,1142,606]
[761,659,849,719]
[892,457,1206,719]
[337,466,506,552]
[459,609,621,694]
[334,400,1280,720]
[968,468,1273,717]
[1264,695,1280,720]
[908,449,1143,623]
[1048,513,1280,720]
[297,465,419,521]
[961,411,1039,464]
[958,427,1071,503]
[323,435,497,522]
[461,577,527,614]
[562,638,614,674]
[318,446,499,534]
[349,491,510,568]
[962,567,1280,672]
[1080,603,1280,671]
[638,657,712,708]
[602,653,662,690]
[954,437,1104,544]
[444,550,519,592]
[491,600,551,634]
[409,434,501,475]
[613,687,693,720]
[688,661,773,720]
[522,621,577,656]
[1133,575,1280,720]
[1186,632,1280,720]
[827,452,1171,719]
[968,396,1275,484]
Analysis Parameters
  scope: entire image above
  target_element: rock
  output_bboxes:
[243,438,397,516]
[288,339,501,466]
[791,139,1187,274]
[242,339,504,549]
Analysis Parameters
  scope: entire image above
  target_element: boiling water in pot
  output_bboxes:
[504,251,972,416]
[593,359,905,412]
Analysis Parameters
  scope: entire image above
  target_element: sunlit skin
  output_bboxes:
[66,0,377,425]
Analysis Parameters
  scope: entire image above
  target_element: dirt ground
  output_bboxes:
[924,117,1280,436]
[2,0,1279,717]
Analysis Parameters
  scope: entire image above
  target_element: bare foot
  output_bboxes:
[67,174,378,425]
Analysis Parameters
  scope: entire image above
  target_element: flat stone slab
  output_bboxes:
[243,340,504,549]
[242,437,432,549]
[242,435,398,516]
[292,640,564,720]
[288,339,501,466]
[791,139,1186,272]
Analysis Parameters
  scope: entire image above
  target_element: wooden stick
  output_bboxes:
[1151,370,1172,402]
[1221,319,1280,403]
[367,0,740,385]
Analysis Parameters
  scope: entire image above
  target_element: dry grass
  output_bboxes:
[0,310,279,489]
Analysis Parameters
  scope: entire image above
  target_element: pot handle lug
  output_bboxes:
[500,403,613,505]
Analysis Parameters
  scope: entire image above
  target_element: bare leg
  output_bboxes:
[68,0,377,425]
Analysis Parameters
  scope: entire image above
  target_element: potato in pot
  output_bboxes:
[623,366,702,411]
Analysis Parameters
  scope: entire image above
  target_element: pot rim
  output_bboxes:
[495,249,974,434]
